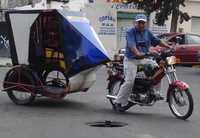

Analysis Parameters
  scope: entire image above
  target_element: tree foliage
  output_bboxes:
[122,0,190,26]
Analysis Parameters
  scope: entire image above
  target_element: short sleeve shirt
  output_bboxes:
[125,27,160,59]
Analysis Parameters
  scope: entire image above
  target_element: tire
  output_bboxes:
[168,88,193,120]
[108,80,135,111]
[42,68,69,88]
[6,69,36,105]
[108,80,123,106]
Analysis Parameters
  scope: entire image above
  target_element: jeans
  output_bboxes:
[115,57,161,106]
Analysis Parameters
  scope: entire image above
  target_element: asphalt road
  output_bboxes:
[0,66,200,138]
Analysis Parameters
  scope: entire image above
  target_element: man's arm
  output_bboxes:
[159,40,172,49]
[130,47,145,59]
[149,31,172,49]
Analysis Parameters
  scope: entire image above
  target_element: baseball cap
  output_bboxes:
[135,14,147,22]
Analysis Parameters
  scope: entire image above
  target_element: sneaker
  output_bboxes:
[114,102,134,113]
[114,103,126,113]
[154,93,164,100]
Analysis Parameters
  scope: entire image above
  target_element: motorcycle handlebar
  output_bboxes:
[144,48,175,61]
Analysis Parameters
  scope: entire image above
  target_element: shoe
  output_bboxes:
[114,103,126,113]
[154,93,164,100]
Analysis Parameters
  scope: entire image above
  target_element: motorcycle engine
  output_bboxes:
[133,60,158,94]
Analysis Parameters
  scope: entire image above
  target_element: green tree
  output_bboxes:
[122,0,190,32]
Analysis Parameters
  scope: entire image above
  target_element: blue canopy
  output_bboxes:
[58,10,110,76]
[7,10,110,77]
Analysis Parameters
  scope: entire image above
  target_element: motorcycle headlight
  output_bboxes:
[166,56,176,65]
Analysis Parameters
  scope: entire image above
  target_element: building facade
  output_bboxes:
[83,0,200,57]
[1,0,200,58]
[179,0,200,34]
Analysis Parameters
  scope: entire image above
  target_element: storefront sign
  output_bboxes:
[106,0,137,10]
[98,15,116,35]
[111,3,137,10]
[150,19,170,35]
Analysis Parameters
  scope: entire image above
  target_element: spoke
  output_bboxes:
[171,90,189,117]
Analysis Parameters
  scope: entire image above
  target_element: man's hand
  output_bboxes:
[130,47,145,59]
[136,52,145,59]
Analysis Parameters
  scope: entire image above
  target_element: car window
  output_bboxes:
[185,35,200,44]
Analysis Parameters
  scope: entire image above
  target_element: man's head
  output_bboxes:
[135,14,147,32]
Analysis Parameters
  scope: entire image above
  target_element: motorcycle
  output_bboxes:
[106,49,193,120]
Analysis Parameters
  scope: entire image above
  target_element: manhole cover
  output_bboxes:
[86,120,128,127]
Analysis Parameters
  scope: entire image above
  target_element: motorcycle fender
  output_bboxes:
[166,80,189,102]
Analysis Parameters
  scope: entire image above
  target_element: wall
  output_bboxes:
[178,1,200,33]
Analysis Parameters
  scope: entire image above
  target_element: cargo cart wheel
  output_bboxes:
[5,69,36,105]
[43,69,69,88]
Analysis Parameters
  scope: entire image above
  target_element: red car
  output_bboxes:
[152,33,200,66]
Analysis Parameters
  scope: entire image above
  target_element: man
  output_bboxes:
[114,14,171,112]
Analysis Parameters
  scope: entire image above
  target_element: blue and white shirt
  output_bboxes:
[125,27,160,59]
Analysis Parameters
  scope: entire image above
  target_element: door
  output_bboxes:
[117,12,140,50]
[183,34,200,63]
[117,19,134,50]
[173,34,200,64]
[191,17,200,34]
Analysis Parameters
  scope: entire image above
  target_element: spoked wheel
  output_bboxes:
[43,70,69,88]
[6,69,36,105]
[108,80,135,111]
[168,88,193,120]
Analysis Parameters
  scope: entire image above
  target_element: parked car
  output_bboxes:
[114,33,200,66]
[155,33,200,66]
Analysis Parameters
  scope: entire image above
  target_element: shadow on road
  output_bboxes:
[30,98,88,109]
[30,99,192,122]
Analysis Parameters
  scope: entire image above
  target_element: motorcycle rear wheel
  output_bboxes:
[168,88,193,120]
[108,80,135,111]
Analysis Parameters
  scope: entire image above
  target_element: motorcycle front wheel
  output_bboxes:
[168,88,193,120]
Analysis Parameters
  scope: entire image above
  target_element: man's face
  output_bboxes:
[136,21,146,32]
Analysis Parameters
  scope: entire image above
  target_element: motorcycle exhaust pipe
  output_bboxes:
[106,95,117,100]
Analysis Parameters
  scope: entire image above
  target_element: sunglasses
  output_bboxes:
[138,21,146,24]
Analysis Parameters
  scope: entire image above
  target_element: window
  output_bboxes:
[185,35,200,44]
[168,35,185,45]
[191,17,200,34]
